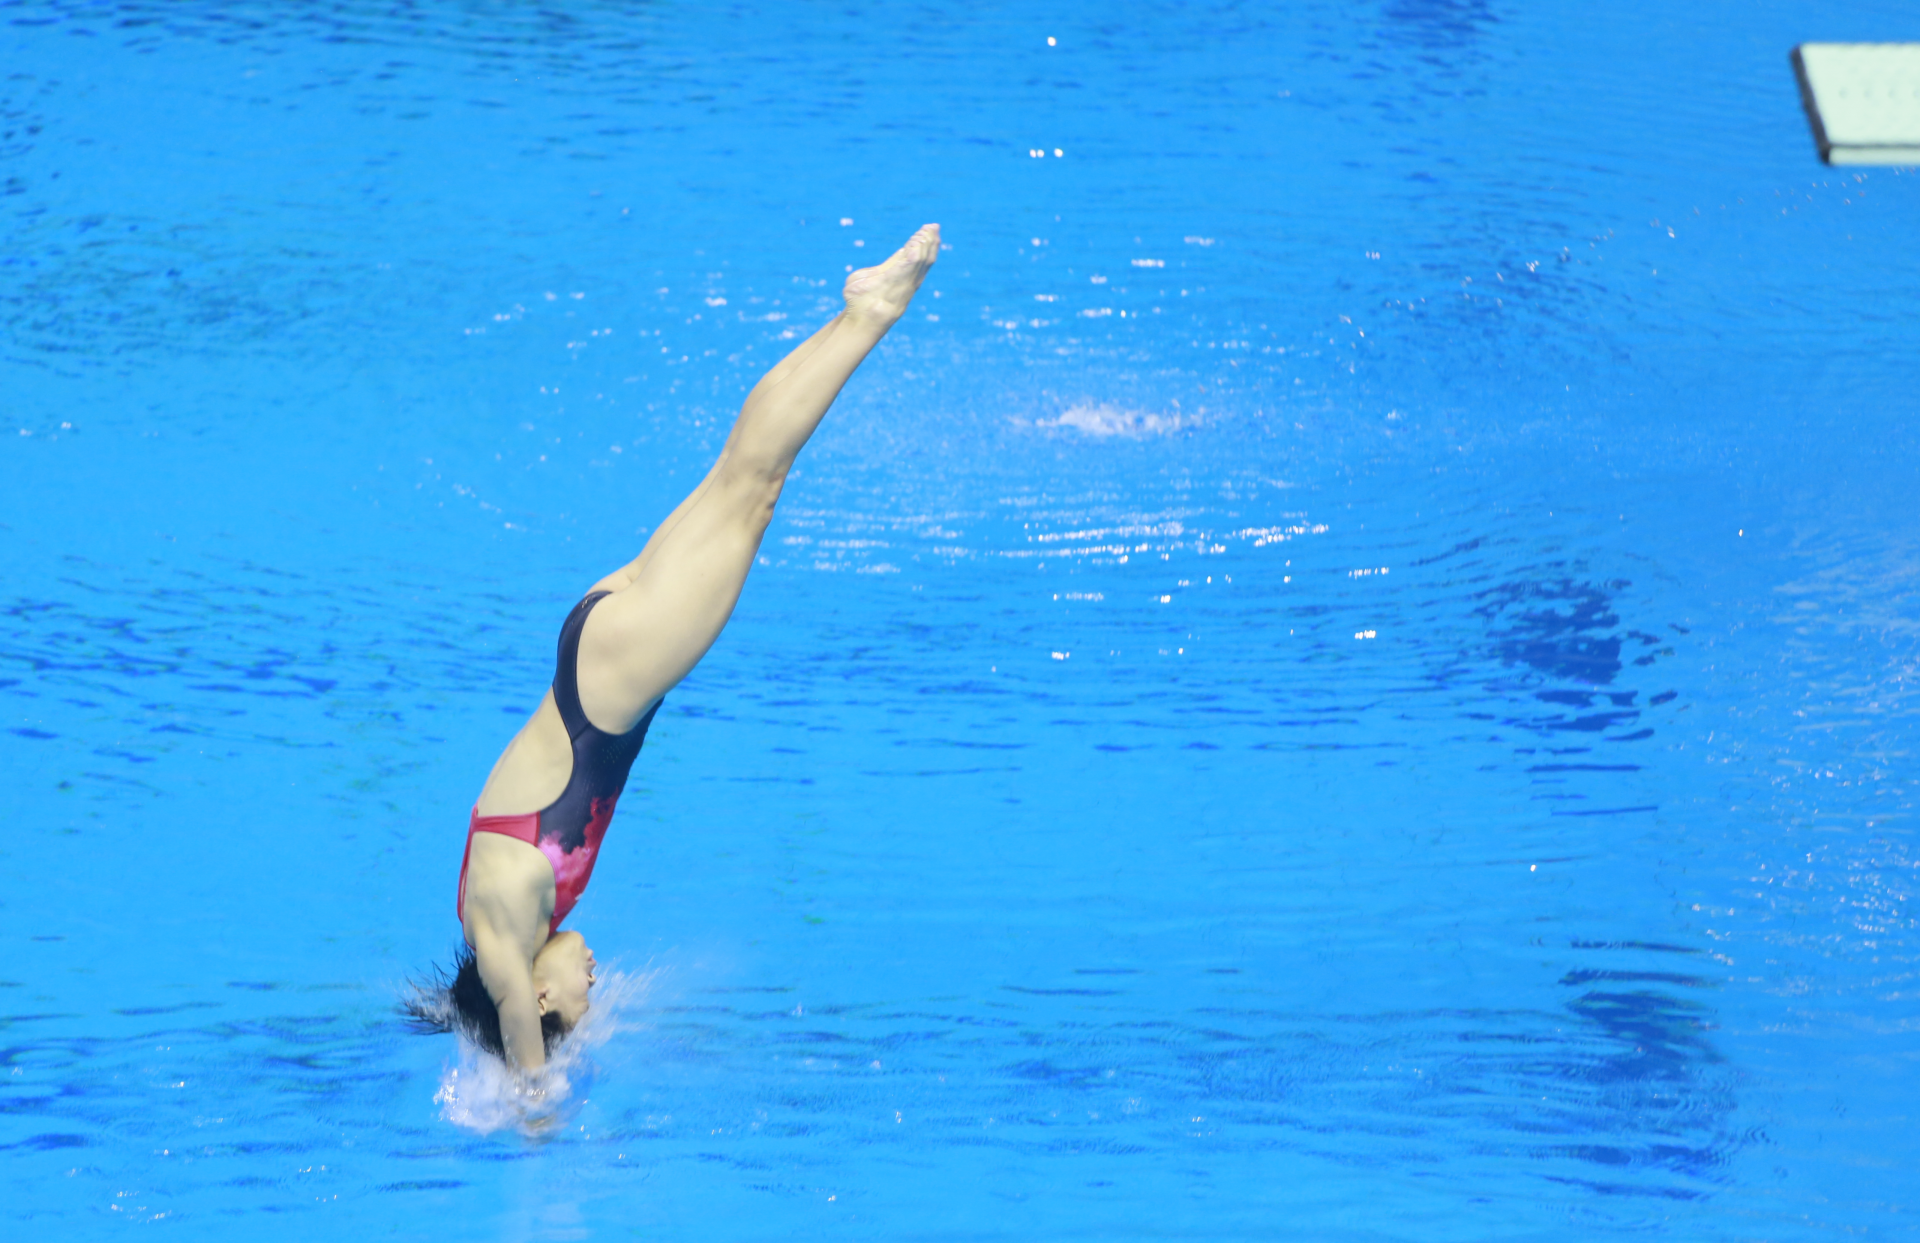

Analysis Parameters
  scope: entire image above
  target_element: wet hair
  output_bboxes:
[402,944,568,1060]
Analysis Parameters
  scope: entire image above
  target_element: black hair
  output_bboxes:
[401,943,568,1060]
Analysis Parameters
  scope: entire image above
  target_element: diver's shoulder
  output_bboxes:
[461,835,555,951]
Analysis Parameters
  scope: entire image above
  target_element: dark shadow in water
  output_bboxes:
[1460,567,1735,1191]
[1475,576,1625,685]
[1379,0,1498,50]
[1536,943,1734,1194]
[1564,987,1720,1084]
[1468,569,1678,744]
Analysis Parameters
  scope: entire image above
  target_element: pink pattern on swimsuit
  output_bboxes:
[457,797,618,935]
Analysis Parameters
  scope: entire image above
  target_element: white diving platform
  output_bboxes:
[1792,43,1920,165]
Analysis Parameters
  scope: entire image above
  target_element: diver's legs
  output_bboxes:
[571,224,940,732]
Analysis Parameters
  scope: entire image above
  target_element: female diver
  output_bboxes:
[407,224,940,1070]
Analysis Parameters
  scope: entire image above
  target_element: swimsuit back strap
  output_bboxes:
[552,590,613,739]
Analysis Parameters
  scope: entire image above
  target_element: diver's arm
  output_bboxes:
[470,926,547,1071]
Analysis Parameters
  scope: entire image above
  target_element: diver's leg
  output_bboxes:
[587,313,846,596]
[572,223,940,732]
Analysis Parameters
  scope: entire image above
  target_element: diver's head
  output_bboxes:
[531,930,597,1028]
[403,935,593,1060]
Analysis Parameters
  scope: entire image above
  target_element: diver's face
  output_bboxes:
[532,930,597,1026]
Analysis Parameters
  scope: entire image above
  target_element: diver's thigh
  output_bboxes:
[574,480,771,730]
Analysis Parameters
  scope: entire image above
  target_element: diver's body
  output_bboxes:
[455,224,940,1070]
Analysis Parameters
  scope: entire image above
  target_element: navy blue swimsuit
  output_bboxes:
[458,592,660,932]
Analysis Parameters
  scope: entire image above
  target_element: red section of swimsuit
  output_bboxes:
[456,808,541,926]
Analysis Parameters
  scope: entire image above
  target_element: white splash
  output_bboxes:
[1036,404,1186,438]
[433,967,655,1137]
[434,1043,572,1136]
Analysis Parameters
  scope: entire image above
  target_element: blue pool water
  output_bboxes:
[4,1,1917,1236]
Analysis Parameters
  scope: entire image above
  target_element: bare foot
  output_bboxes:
[843,223,940,326]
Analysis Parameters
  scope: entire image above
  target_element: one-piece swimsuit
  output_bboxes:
[456,591,659,936]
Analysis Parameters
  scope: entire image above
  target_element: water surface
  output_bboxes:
[3,1,1916,1237]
